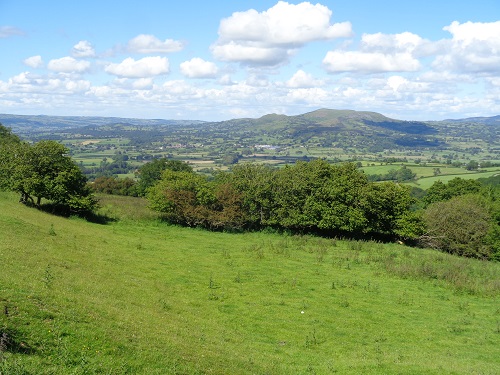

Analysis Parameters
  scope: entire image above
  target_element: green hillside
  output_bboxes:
[1,193,499,374]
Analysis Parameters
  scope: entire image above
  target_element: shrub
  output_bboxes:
[422,195,498,259]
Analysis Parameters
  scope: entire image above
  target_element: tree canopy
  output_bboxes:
[136,158,193,195]
[0,125,97,213]
[147,159,416,240]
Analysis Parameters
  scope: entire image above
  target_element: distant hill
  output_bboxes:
[207,108,436,133]
[444,115,500,126]
[0,113,205,131]
[1,109,498,151]
[200,108,441,150]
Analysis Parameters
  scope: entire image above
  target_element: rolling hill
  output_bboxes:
[1,109,498,153]
[1,192,499,373]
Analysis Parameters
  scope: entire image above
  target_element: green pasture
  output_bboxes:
[407,169,500,189]
[1,192,499,374]
[361,164,465,177]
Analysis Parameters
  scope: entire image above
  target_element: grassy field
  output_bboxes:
[407,170,500,189]
[1,192,499,374]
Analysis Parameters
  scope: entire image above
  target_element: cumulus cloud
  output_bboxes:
[286,70,324,88]
[286,87,329,103]
[4,71,91,93]
[9,72,31,85]
[105,56,170,78]
[47,56,91,73]
[23,55,44,68]
[323,51,420,73]
[180,58,218,78]
[212,42,291,66]
[132,78,154,90]
[386,75,429,93]
[360,32,424,54]
[72,41,96,58]
[0,26,24,38]
[212,1,352,66]
[322,31,426,73]
[433,21,500,73]
[218,74,236,85]
[127,34,184,54]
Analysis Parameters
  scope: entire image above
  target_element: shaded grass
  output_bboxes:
[95,194,159,222]
[0,192,499,374]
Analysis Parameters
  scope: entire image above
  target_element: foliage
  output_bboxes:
[367,165,416,182]
[422,194,499,259]
[218,163,275,227]
[423,177,482,206]
[136,158,193,195]
[0,134,97,213]
[148,160,416,240]
[466,160,479,171]
[0,123,20,144]
[147,169,245,230]
[91,176,138,196]
[0,125,22,191]
[361,182,418,237]
[222,153,240,165]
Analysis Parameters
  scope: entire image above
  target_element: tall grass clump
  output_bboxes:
[352,240,500,296]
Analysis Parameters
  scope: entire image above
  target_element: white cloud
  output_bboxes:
[246,75,270,87]
[212,1,352,66]
[72,41,96,58]
[433,21,500,73]
[9,72,31,85]
[105,57,170,78]
[180,58,218,78]
[322,30,427,73]
[132,78,154,90]
[3,71,91,94]
[386,76,408,92]
[360,32,424,54]
[111,77,154,90]
[323,51,420,73]
[23,55,44,68]
[218,74,235,85]
[286,70,324,88]
[286,87,329,103]
[127,34,184,54]
[0,26,24,38]
[386,75,429,93]
[47,57,91,73]
[444,21,500,45]
[212,42,291,66]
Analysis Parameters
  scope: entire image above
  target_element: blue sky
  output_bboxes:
[1,0,499,121]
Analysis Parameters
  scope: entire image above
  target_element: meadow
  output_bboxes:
[1,192,499,374]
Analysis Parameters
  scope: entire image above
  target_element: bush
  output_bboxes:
[91,176,138,196]
[422,195,498,259]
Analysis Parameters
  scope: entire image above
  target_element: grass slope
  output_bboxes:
[1,192,499,374]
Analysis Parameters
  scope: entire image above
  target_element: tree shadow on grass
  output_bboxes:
[0,328,35,355]
[32,202,117,225]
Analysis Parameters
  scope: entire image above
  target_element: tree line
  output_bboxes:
[123,157,499,260]
[1,124,499,260]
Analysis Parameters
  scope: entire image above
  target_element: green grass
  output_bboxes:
[407,169,500,189]
[1,192,499,374]
[361,164,476,178]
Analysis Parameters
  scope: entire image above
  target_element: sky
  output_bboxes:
[1,0,499,121]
